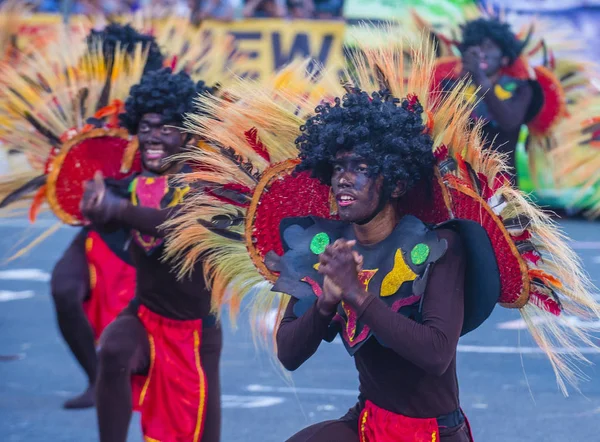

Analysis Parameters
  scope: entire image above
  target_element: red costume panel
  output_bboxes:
[359,400,440,442]
[83,231,136,340]
[131,305,208,442]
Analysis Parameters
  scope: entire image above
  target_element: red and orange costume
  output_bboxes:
[162,38,600,441]
[414,8,600,210]
[0,23,157,408]
[80,67,222,442]
[91,166,221,442]
[0,13,232,411]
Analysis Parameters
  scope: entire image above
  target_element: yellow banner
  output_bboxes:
[15,15,346,83]
[203,19,346,81]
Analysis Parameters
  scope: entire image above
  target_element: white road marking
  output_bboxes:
[53,391,285,408]
[221,395,284,408]
[497,316,600,331]
[247,384,359,397]
[328,336,600,355]
[53,390,75,397]
[0,269,50,282]
[0,290,34,302]
[497,317,545,330]
[456,345,600,354]
[570,241,600,250]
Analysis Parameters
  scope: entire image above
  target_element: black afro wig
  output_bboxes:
[87,23,164,73]
[119,67,214,135]
[296,88,435,198]
[460,18,524,64]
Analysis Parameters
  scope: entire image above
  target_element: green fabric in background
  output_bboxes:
[342,0,598,213]
[344,0,474,22]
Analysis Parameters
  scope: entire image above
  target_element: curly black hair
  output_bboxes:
[295,89,435,198]
[87,23,164,73]
[119,67,214,135]
[460,18,524,63]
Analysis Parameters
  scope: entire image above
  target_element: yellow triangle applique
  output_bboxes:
[380,249,417,297]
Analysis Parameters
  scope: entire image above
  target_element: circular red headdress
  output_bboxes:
[246,159,337,282]
[46,128,141,225]
[246,156,529,308]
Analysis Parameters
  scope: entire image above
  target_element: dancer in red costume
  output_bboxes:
[47,25,164,409]
[0,23,164,409]
[161,38,600,441]
[81,68,221,442]
[437,18,542,180]
[422,10,598,194]
[274,89,474,441]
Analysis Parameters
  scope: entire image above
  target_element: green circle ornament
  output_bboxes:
[310,232,330,255]
[411,243,430,265]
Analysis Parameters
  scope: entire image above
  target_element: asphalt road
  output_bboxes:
[0,216,599,442]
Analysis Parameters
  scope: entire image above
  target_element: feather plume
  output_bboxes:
[162,30,600,395]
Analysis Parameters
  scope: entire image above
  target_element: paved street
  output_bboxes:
[0,216,599,441]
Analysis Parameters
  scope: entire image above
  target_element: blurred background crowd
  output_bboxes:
[26,0,345,20]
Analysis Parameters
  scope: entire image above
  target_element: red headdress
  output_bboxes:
[163,43,600,395]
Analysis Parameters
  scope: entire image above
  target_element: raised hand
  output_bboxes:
[318,239,364,302]
[80,171,128,225]
[461,46,485,83]
[81,171,106,217]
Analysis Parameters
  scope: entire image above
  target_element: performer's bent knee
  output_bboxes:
[97,314,148,374]
[50,274,88,311]
[98,324,137,371]
[97,339,132,375]
[50,236,90,308]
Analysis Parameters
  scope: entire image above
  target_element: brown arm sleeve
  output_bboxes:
[351,229,466,376]
[276,297,336,371]
[479,80,533,132]
[118,203,178,238]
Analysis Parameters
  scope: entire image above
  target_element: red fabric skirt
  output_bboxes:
[131,305,208,442]
[83,231,136,340]
[359,400,440,442]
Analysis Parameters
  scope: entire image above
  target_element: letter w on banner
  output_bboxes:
[201,19,346,81]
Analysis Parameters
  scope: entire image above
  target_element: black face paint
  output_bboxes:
[331,152,384,224]
[137,113,185,175]
[474,37,505,77]
[354,190,388,226]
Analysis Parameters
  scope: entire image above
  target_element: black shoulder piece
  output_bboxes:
[271,216,347,317]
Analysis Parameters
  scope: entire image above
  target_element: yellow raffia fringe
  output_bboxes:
[3,222,63,263]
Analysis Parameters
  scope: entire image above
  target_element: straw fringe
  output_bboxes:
[163,31,600,393]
